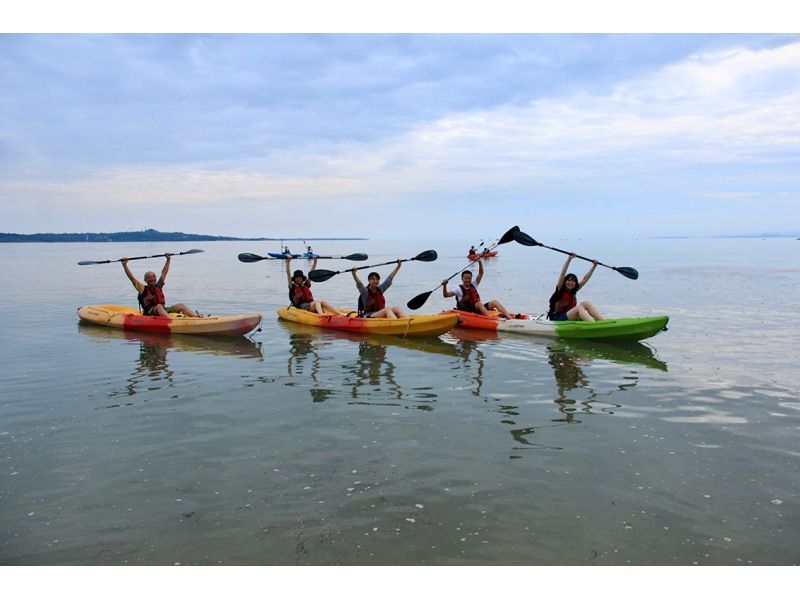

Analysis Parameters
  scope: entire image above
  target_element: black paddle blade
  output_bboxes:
[238,253,266,263]
[497,226,520,245]
[344,253,368,261]
[406,291,432,311]
[512,229,540,246]
[615,266,639,280]
[181,248,204,255]
[308,269,338,283]
[413,250,438,262]
[77,260,107,265]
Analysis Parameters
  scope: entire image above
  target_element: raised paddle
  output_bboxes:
[308,250,438,283]
[78,248,204,266]
[511,229,639,280]
[238,252,368,263]
[406,226,519,310]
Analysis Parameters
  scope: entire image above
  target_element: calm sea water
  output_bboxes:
[0,237,798,565]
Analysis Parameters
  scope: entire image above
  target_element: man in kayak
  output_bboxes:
[548,253,604,321]
[286,256,337,315]
[442,259,512,318]
[351,260,408,319]
[121,254,199,317]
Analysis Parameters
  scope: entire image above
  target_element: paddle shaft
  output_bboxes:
[78,249,203,266]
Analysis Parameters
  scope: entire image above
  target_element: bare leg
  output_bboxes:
[566,305,593,321]
[320,301,338,315]
[171,303,198,317]
[486,299,511,318]
[391,306,407,318]
[371,308,397,319]
[475,302,490,315]
[581,301,604,321]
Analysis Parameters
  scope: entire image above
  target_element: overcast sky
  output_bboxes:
[2,33,799,238]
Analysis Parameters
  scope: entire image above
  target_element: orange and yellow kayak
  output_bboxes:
[278,305,458,337]
[77,305,262,336]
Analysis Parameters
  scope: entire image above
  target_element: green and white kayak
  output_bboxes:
[445,310,669,342]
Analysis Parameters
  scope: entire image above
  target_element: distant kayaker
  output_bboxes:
[442,259,512,318]
[286,256,336,315]
[547,253,604,321]
[121,254,198,317]
[351,260,407,319]
[468,245,477,256]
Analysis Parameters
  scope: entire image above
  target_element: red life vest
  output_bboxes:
[548,288,577,319]
[139,283,166,314]
[361,287,385,313]
[457,284,482,312]
[290,282,314,306]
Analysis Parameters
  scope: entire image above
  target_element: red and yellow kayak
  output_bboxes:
[278,305,459,337]
[467,251,497,259]
[443,309,669,342]
[77,305,262,336]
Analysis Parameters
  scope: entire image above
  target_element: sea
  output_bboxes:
[0,237,798,565]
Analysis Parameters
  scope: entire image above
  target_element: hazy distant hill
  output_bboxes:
[0,229,366,242]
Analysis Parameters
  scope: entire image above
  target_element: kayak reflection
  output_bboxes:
[279,320,457,408]
[77,322,264,402]
[447,327,668,451]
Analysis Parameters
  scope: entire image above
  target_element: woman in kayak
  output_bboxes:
[286,256,336,315]
[351,260,407,319]
[122,254,199,317]
[548,253,604,321]
[442,258,512,318]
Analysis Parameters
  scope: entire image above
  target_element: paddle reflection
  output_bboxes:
[279,320,457,408]
[447,327,668,451]
[77,323,264,402]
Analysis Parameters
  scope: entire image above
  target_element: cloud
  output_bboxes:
[2,35,799,236]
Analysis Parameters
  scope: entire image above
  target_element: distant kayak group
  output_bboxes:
[76,226,669,342]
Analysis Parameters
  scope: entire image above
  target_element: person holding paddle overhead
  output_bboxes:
[351,260,407,319]
[548,253,604,321]
[442,258,512,318]
[121,254,199,317]
[286,256,336,315]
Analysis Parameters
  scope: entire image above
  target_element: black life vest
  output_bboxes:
[358,287,385,314]
[289,282,314,306]
[138,283,166,314]
[456,284,482,312]
[548,287,577,320]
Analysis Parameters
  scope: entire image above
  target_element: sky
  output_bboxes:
[2,28,799,239]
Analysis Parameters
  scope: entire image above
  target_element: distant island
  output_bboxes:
[0,229,367,243]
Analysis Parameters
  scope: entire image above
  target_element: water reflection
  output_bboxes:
[278,320,458,408]
[448,327,669,451]
[77,323,264,402]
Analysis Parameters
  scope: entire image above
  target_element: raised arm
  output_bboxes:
[389,259,402,279]
[121,258,144,293]
[351,268,363,286]
[442,279,456,298]
[579,260,598,289]
[159,254,172,284]
[557,254,574,288]
[475,259,485,285]
[285,256,293,287]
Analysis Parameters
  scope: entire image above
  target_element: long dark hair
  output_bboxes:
[547,273,579,319]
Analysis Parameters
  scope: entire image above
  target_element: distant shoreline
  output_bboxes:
[0,229,367,243]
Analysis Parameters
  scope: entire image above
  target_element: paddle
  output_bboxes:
[308,250,438,283]
[78,248,204,266]
[406,226,519,310]
[238,252,368,263]
[512,229,639,280]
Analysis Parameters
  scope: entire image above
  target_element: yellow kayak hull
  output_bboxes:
[277,306,458,337]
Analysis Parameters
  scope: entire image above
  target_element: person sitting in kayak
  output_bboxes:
[351,260,407,319]
[121,254,198,317]
[286,256,336,315]
[442,259,512,318]
[468,245,477,256]
[548,253,604,321]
